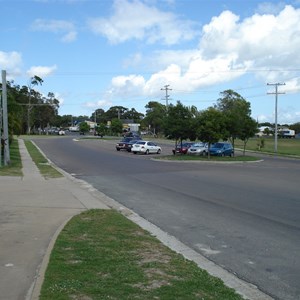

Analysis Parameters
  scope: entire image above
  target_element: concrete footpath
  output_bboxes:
[0,139,273,300]
[0,139,109,300]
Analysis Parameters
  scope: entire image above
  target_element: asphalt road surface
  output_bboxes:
[33,136,300,300]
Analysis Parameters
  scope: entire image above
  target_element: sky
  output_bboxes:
[1,0,300,124]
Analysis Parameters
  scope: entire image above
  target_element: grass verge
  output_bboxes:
[0,139,22,176]
[24,140,63,179]
[40,209,243,300]
[235,137,300,157]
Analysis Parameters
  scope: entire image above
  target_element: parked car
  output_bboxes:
[187,142,208,155]
[123,131,141,138]
[116,137,135,151]
[172,142,194,155]
[58,129,65,135]
[131,141,161,154]
[125,139,143,152]
[209,142,234,157]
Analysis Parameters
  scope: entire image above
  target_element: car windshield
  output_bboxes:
[135,141,145,145]
[177,143,190,147]
[193,143,205,147]
[121,138,132,142]
[213,143,224,148]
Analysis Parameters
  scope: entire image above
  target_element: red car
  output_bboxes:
[172,142,194,155]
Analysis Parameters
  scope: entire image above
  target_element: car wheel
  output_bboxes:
[133,152,137,154]
[116,148,120,151]
[145,149,149,155]
[157,149,161,154]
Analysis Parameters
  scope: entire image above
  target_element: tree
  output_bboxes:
[79,122,90,134]
[143,101,166,135]
[95,123,107,137]
[239,116,258,155]
[216,89,253,153]
[5,81,23,137]
[104,106,128,121]
[263,127,272,136]
[194,107,226,158]
[32,92,60,132]
[57,115,73,128]
[110,118,123,136]
[123,108,144,121]
[91,108,105,124]
[290,122,300,134]
[27,76,43,134]
[163,101,193,150]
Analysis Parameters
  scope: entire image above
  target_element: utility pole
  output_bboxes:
[267,82,285,153]
[2,70,10,165]
[0,77,2,167]
[161,84,172,111]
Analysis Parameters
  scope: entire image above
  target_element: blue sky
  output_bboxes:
[1,0,300,124]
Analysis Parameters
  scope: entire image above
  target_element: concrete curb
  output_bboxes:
[26,216,74,300]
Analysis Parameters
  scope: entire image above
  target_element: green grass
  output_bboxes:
[40,209,243,300]
[0,139,23,176]
[24,140,63,179]
[235,137,300,156]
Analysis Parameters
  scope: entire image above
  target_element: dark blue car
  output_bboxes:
[209,142,234,157]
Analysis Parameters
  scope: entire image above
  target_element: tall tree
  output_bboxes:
[27,76,43,134]
[216,89,253,152]
[239,116,258,155]
[143,101,166,135]
[163,101,193,147]
[104,106,128,121]
[195,107,226,158]
[123,108,144,121]
[91,108,106,124]
[110,118,123,135]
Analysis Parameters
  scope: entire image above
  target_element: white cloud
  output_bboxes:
[256,1,286,14]
[122,52,143,68]
[61,31,77,43]
[0,51,22,77]
[83,99,113,109]
[110,74,146,96]
[200,5,300,78]
[27,65,57,78]
[31,19,77,42]
[105,5,300,105]
[87,0,197,45]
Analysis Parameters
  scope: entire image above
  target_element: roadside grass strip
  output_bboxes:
[235,138,300,157]
[0,139,22,176]
[40,209,243,300]
[24,140,63,179]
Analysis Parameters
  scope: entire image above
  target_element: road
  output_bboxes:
[33,136,300,300]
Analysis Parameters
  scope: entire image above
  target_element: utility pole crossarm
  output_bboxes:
[161,84,172,110]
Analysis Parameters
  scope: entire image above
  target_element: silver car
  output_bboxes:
[187,142,208,155]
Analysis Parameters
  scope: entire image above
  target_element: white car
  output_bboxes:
[187,142,208,155]
[131,141,161,154]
